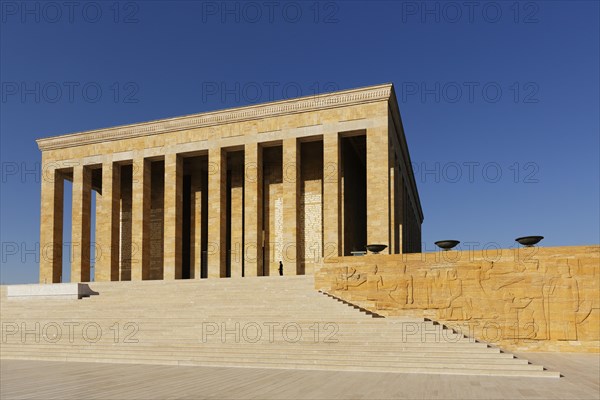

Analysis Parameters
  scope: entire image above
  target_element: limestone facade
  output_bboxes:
[36,84,423,283]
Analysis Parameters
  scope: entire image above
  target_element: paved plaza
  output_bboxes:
[1,353,598,399]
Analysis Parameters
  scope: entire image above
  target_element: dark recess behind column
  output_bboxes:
[342,135,367,255]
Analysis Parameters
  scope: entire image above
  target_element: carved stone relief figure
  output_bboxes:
[476,262,501,319]
[386,264,414,307]
[443,268,471,320]
[366,265,385,301]
[426,269,448,309]
[502,291,534,341]
[514,261,547,340]
[334,266,350,290]
[411,270,429,308]
[543,262,579,340]
[575,260,599,339]
[334,266,366,291]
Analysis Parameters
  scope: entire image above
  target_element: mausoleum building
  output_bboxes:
[36,83,423,283]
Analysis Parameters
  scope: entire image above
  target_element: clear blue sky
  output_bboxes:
[1,1,598,284]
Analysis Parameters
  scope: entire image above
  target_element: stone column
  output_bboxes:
[323,133,341,259]
[402,185,408,253]
[398,176,404,254]
[208,147,227,278]
[244,143,263,276]
[282,138,300,274]
[190,170,202,279]
[366,126,391,252]
[230,157,244,278]
[389,156,397,255]
[131,158,151,280]
[119,169,133,280]
[163,153,183,279]
[96,162,121,281]
[71,165,91,282]
[39,167,64,283]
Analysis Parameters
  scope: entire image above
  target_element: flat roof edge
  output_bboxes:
[36,83,393,151]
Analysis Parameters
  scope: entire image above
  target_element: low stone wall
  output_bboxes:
[6,283,97,299]
[315,245,600,352]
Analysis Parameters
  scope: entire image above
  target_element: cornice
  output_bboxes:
[36,83,393,151]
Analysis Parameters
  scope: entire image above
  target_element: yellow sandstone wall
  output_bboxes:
[315,245,600,352]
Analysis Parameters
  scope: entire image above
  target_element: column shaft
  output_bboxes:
[389,160,396,254]
[244,143,263,276]
[39,167,63,283]
[164,153,183,279]
[207,148,227,278]
[398,177,404,253]
[230,157,244,278]
[323,133,341,259]
[190,171,202,279]
[71,165,91,282]
[131,158,151,280]
[366,126,391,252]
[96,162,121,281]
[282,138,300,274]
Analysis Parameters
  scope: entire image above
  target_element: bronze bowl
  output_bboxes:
[434,240,460,251]
[366,244,387,254]
[515,236,544,247]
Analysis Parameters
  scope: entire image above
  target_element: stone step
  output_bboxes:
[0,348,531,366]
[0,320,444,330]
[0,354,559,378]
[0,343,509,357]
[0,340,493,350]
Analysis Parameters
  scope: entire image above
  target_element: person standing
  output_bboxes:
[278,261,283,276]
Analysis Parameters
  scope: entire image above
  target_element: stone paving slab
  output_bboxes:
[1,353,598,399]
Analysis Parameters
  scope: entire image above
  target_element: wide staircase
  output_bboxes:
[0,276,558,377]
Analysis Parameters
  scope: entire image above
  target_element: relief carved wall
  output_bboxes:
[318,246,599,352]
